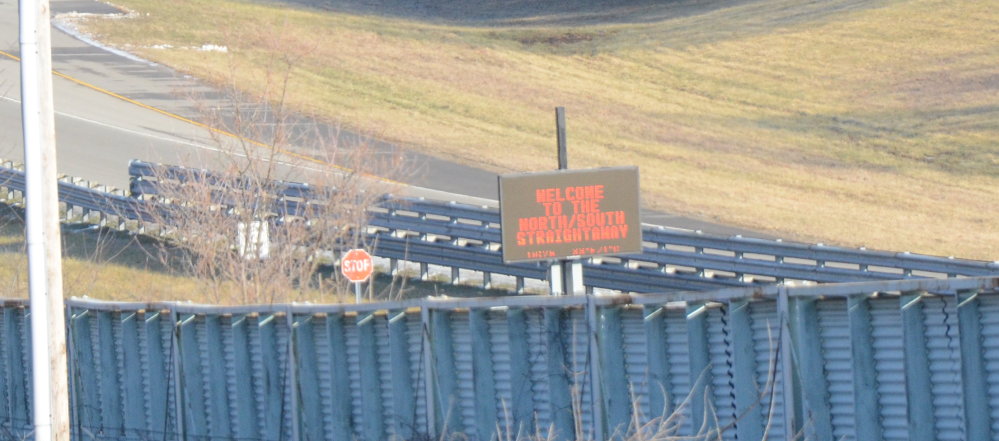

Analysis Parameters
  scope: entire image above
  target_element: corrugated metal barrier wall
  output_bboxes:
[0,276,997,441]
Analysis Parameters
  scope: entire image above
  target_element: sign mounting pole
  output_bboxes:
[556,107,567,170]
[552,107,583,296]
[20,0,70,439]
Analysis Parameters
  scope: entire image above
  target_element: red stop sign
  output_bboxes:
[340,249,373,282]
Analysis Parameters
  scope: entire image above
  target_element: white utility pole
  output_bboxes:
[19,0,70,439]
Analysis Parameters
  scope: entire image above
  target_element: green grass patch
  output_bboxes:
[72,0,999,260]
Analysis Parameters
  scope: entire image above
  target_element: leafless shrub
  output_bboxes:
[133,25,406,304]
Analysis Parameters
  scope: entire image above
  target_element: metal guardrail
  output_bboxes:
[2,159,997,295]
[127,160,999,291]
[2,276,998,440]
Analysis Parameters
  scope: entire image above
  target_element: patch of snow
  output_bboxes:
[53,11,159,67]
[198,44,228,53]
[53,10,230,64]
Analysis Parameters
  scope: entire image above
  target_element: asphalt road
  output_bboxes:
[0,0,766,237]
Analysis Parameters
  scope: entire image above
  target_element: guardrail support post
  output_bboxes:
[549,263,564,295]
[549,260,583,296]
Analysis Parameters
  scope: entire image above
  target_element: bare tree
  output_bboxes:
[133,24,406,304]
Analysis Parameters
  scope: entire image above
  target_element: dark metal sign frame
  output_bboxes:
[499,166,641,263]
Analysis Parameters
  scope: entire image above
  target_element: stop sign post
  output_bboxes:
[341,249,373,303]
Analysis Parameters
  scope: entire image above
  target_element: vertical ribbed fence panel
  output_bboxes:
[406,311,430,440]
[4,277,999,441]
[324,313,354,440]
[177,314,209,440]
[1,306,31,440]
[729,300,764,441]
[343,312,364,437]
[98,311,123,438]
[487,308,514,438]
[570,307,597,440]
[450,310,476,437]
[293,314,323,441]
[847,294,883,441]
[430,308,460,438]
[870,297,908,441]
[0,308,10,438]
[707,304,737,439]
[205,315,233,440]
[977,292,999,437]
[470,308,498,441]
[686,302,712,438]
[641,305,668,424]
[921,296,965,441]
[357,311,385,441]
[68,308,179,440]
[662,305,693,436]
[228,315,257,440]
[119,312,143,440]
[522,307,549,437]
[795,298,833,441]
[900,292,935,441]
[815,299,853,441]
[958,290,992,440]
[749,301,784,441]
[623,303,696,437]
[255,312,292,441]
[544,307,576,441]
[505,307,535,438]
[598,306,629,439]
[70,309,99,439]
[388,309,419,440]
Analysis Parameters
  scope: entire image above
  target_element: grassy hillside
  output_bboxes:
[73,0,998,259]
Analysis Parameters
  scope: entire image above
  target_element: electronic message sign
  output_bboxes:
[499,166,641,263]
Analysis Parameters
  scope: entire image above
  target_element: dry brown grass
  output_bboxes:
[72,0,999,260]
[0,214,357,303]
[0,221,200,301]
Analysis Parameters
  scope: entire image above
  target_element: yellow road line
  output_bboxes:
[0,48,388,180]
